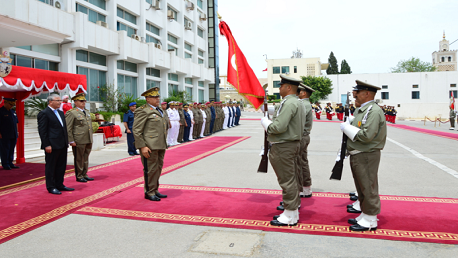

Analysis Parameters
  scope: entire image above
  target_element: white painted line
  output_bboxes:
[387,137,458,179]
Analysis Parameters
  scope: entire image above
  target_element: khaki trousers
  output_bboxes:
[350,150,381,215]
[451,117,455,128]
[142,149,166,196]
[178,124,184,142]
[72,143,92,179]
[296,134,312,189]
[269,141,301,210]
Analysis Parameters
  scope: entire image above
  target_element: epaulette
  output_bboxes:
[125,111,128,114]
[140,105,146,109]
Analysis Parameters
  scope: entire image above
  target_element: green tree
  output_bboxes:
[390,57,436,73]
[301,76,333,104]
[100,83,123,112]
[326,51,339,74]
[340,59,352,74]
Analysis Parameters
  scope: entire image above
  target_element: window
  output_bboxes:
[168,84,178,94]
[76,67,106,102]
[146,68,161,77]
[412,91,420,99]
[381,92,389,100]
[76,4,106,23]
[185,78,193,85]
[198,50,204,57]
[146,79,160,90]
[168,34,178,44]
[168,45,178,56]
[117,74,138,97]
[449,56,452,62]
[146,23,160,36]
[294,66,297,73]
[186,87,193,100]
[382,85,388,89]
[450,90,457,98]
[281,66,290,74]
[274,93,280,99]
[83,0,106,10]
[76,50,107,66]
[451,84,457,87]
[117,22,137,37]
[272,67,280,74]
[412,84,419,88]
[185,53,192,59]
[441,57,445,62]
[198,81,204,87]
[197,0,203,9]
[167,6,178,22]
[11,54,58,71]
[185,43,192,51]
[117,60,137,72]
[198,58,204,64]
[197,28,204,38]
[198,89,204,103]
[168,73,179,82]
[273,81,281,88]
[146,35,159,44]
[16,44,59,56]
[117,7,136,24]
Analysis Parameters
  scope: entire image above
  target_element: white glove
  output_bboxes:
[261,117,272,132]
[347,115,355,123]
[340,119,351,132]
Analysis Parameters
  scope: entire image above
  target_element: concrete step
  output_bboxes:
[13,146,73,160]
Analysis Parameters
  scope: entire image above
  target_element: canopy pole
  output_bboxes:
[15,92,26,164]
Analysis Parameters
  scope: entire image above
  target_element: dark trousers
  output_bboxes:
[210,119,215,134]
[235,116,240,125]
[227,116,232,127]
[183,126,190,142]
[45,148,68,190]
[126,132,136,154]
[0,138,17,168]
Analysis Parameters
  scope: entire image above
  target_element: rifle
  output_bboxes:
[258,89,269,173]
[330,92,351,180]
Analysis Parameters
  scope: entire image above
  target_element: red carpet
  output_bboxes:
[75,185,458,245]
[388,124,458,140]
[0,163,74,189]
[0,136,248,244]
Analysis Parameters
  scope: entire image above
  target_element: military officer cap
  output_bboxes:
[183,104,189,108]
[298,83,315,93]
[278,74,302,87]
[161,102,167,105]
[72,93,86,101]
[3,97,17,105]
[141,87,160,97]
[179,102,183,105]
[353,80,381,92]
[3,97,17,102]
[129,102,136,107]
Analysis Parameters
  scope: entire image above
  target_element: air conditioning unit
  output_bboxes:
[154,43,162,49]
[185,21,192,30]
[152,0,161,10]
[96,20,109,28]
[167,10,176,20]
[54,0,62,9]
[186,1,195,10]
[131,34,141,41]
[200,13,207,21]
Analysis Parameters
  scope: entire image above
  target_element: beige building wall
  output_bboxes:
[218,75,267,105]
[266,57,327,97]
[432,33,457,72]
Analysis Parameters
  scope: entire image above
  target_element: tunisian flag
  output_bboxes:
[219,21,264,109]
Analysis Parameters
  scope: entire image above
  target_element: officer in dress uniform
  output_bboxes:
[210,101,216,134]
[123,102,139,156]
[133,87,168,201]
[340,80,387,231]
[349,103,356,116]
[183,104,191,142]
[313,102,322,120]
[261,75,305,226]
[325,103,334,120]
[235,102,241,125]
[66,93,94,182]
[336,103,344,121]
[450,106,457,130]
[0,98,19,170]
[177,103,185,143]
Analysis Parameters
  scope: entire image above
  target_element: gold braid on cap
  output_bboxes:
[72,94,86,101]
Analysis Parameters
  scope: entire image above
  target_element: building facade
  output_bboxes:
[218,75,266,104]
[266,57,327,99]
[432,32,457,72]
[0,0,218,107]
[325,72,458,119]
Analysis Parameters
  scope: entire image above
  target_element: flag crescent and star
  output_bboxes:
[219,21,265,110]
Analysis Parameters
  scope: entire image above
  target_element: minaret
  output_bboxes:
[432,31,457,71]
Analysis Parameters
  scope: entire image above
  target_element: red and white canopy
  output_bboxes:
[0,65,87,101]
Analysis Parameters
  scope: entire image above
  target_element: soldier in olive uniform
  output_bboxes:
[133,87,168,201]
[177,103,185,143]
[340,80,387,231]
[450,106,456,130]
[192,103,203,139]
[66,93,94,182]
[261,75,305,226]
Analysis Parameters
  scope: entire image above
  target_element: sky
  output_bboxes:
[217,0,458,78]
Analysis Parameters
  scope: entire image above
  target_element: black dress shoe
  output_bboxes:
[84,177,94,181]
[129,154,136,156]
[348,218,358,225]
[349,224,377,231]
[3,166,11,170]
[300,193,312,198]
[347,207,362,213]
[350,196,358,201]
[76,178,88,183]
[145,194,161,201]
[347,204,353,209]
[349,192,356,197]
[48,188,62,195]
[270,219,297,227]
[10,165,20,169]
[277,205,284,211]
[58,186,75,191]
[134,153,140,155]
[155,192,167,198]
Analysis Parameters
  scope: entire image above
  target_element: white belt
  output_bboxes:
[348,150,362,155]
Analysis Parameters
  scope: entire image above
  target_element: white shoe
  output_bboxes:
[351,200,361,211]
[299,186,312,197]
[356,214,378,229]
[450,128,455,130]
[275,209,298,226]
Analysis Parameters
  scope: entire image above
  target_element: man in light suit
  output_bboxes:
[66,93,94,183]
[37,94,74,195]
[133,87,168,201]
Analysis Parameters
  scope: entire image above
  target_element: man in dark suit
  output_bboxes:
[0,98,19,170]
[37,94,74,195]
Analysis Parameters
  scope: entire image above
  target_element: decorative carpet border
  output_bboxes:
[0,136,249,242]
[147,185,458,204]
[76,207,458,243]
[0,136,218,196]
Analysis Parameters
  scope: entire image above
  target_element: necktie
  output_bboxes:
[54,109,63,126]
[83,110,86,116]
[156,107,163,116]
